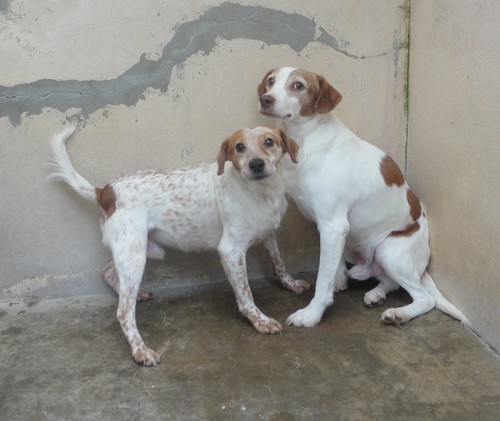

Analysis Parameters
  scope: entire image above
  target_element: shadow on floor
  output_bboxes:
[1,274,499,420]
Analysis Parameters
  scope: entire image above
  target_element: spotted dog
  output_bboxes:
[49,126,308,366]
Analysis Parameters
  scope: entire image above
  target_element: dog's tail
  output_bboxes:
[421,271,470,326]
[47,126,97,203]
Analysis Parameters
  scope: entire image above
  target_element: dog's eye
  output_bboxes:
[264,138,274,147]
[235,143,246,153]
[268,77,274,87]
[293,82,305,91]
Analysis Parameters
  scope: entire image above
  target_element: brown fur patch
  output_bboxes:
[216,130,244,175]
[315,75,342,114]
[380,155,405,187]
[278,129,299,163]
[291,69,320,117]
[95,185,116,218]
[257,69,275,97]
[407,189,422,221]
[390,222,420,237]
[290,70,342,116]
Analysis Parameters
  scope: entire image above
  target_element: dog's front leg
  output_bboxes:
[262,233,310,294]
[218,240,283,334]
[287,221,348,327]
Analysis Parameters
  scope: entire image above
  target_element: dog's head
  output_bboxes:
[216,127,299,180]
[257,67,342,121]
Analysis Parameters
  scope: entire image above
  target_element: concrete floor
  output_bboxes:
[1,274,499,421]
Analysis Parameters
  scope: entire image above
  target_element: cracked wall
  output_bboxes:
[0,1,409,298]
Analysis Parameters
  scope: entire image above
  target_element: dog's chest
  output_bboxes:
[281,141,342,221]
[216,174,288,244]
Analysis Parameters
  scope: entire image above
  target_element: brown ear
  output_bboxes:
[216,139,229,175]
[315,75,342,114]
[257,69,275,97]
[279,129,299,164]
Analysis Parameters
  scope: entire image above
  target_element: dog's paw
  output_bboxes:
[137,288,154,302]
[364,288,386,307]
[334,278,348,293]
[381,308,409,326]
[285,278,311,294]
[252,317,283,335]
[286,306,322,328]
[133,346,161,367]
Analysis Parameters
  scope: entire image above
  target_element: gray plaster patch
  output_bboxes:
[0,0,11,12]
[0,2,397,126]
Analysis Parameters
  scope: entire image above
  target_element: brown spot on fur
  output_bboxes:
[95,185,116,218]
[256,128,299,164]
[315,74,342,114]
[257,69,275,97]
[216,130,244,175]
[277,129,299,163]
[407,189,422,221]
[290,69,342,116]
[390,222,420,237]
[380,155,405,187]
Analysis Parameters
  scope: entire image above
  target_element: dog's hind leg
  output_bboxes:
[106,218,160,366]
[374,233,434,324]
[363,275,400,307]
[262,233,310,294]
[101,260,153,302]
[378,270,434,325]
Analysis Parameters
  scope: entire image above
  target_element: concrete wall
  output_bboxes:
[0,1,409,298]
[407,0,500,351]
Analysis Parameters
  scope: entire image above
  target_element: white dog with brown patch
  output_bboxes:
[258,67,468,328]
[49,126,307,366]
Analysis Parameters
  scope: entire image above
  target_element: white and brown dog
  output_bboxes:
[258,67,468,328]
[49,126,307,366]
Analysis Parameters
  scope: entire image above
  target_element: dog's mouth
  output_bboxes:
[249,173,269,181]
[259,109,292,120]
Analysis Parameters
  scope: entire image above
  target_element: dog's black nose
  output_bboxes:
[249,158,265,173]
[259,94,275,109]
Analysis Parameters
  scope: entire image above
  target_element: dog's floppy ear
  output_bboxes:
[315,75,342,114]
[216,139,229,175]
[257,69,275,97]
[278,129,299,164]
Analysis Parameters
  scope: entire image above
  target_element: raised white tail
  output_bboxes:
[47,126,96,202]
[421,271,470,326]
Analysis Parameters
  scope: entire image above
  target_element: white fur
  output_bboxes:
[258,67,469,327]
[48,126,308,366]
